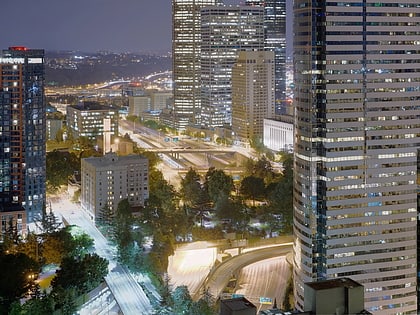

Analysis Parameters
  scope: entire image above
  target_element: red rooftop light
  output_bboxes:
[10,46,28,51]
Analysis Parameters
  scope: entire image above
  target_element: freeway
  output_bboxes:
[51,194,154,315]
[201,243,293,301]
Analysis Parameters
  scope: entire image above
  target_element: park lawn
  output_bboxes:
[38,274,55,291]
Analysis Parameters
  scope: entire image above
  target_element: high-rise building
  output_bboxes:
[293,1,419,314]
[0,47,46,232]
[231,50,275,143]
[172,0,222,131]
[81,153,149,221]
[200,5,264,128]
[245,0,287,114]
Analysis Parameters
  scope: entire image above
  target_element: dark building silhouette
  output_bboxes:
[0,46,46,234]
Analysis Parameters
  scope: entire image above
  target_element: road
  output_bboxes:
[167,242,218,298]
[51,194,154,315]
[236,256,291,312]
[203,244,293,301]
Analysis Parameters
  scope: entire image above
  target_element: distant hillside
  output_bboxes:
[44,51,172,86]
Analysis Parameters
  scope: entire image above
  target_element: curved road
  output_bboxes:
[200,244,293,300]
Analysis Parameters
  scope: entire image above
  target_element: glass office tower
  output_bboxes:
[172,0,222,130]
[200,5,264,128]
[293,1,420,314]
[245,0,287,114]
[0,47,46,234]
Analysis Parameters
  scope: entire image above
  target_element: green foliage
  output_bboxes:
[35,206,62,235]
[239,176,266,205]
[190,288,216,315]
[50,285,78,315]
[114,199,134,263]
[159,273,173,306]
[71,233,94,258]
[96,204,114,237]
[96,204,114,227]
[0,252,39,313]
[180,168,205,208]
[149,231,174,274]
[16,233,40,263]
[243,156,276,184]
[191,226,224,241]
[149,169,177,209]
[51,254,108,295]
[9,294,54,315]
[265,153,294,233]
[41,228,75,265]
[171,286,192,314]
[204,167,234,206]
[46,150,80,192]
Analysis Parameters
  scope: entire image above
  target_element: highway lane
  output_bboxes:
[202,244,293,301]
[52,195,154,315]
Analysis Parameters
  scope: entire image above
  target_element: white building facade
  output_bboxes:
[263,118,293,153]
[81,153,149,220]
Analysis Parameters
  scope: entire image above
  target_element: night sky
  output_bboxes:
[1,0,290,54]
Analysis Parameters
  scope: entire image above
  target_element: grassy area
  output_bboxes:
[39,274,55,291]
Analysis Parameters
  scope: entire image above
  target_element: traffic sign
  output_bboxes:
[259,297,272,305]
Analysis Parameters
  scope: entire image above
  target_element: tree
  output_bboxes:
[171,286,192,314]
[266,154,293,233]
[70,232,94,258]
[35,204,62,235]
[46,150,80,192]
[16,232,41,263]
[0,252,39,313]
[51,254,108,295]
[1,217,20,253]
[96,204,114,237]
[40,226,82,265]
[239,176,266,206]
[243,156,276,184]
[190,297,215,315]
[180,167,205,208]
[160,273,172,307]
[204,168,234,206]
[114,199,134,263]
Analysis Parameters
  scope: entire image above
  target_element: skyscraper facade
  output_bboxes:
[172,0,221,130]
[231,50,275,142]
[200,5,264,128]
[245,0,287,114]
[293,1,419,314]
[0,47,46,233]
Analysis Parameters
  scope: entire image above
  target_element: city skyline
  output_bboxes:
[0,0,255,54]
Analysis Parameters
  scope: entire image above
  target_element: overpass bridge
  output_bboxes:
[147,147,238,160]
[194,242,293,301]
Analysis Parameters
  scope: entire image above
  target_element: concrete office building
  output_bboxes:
[81,153,149,220]
[0,47,46,233]
[245,0,287,114]
[231,51,275,143]
[66,101,118,141]
[128,94,151,117]
[293,1,420,314]
[172,0,222,130]
[263,117,293,153]
[200,5,264,128]
[128,89,172,118]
